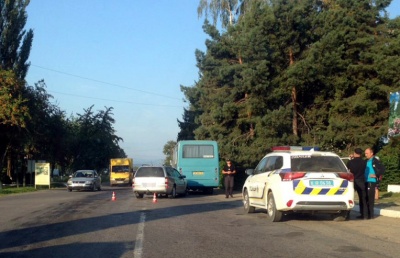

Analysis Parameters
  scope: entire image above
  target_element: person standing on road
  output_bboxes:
[364,147,385,219]
[347,148,367,219]
[222,159,236,198]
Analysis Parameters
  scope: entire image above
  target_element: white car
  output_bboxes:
[132,166,187,198]
[242,146,354,222]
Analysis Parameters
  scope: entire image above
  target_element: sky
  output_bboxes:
[25,1,400,166]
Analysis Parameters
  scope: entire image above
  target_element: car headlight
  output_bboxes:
[67,180,72,185]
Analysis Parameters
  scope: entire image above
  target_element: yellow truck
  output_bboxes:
[110,158,134,186]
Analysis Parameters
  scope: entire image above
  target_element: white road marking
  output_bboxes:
[133,211,146,258]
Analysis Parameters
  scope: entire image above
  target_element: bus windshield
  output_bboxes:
[183,145,214,158]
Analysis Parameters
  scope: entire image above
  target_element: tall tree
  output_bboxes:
[71,105,124,171]
[181,0,399,168]
[177,108,197,141]
[198,0,269,28]
[0,0,33,79]
[0,0,33,188]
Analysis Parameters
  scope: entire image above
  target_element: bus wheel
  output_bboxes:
[204,188,213,195]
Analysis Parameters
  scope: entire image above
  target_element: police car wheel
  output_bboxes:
[243,189,255,213]
[267,192,283,222]
[333,210,349,222]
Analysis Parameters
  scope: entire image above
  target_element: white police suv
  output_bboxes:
[242,146,354,222]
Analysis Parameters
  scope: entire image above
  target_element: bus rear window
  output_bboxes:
[183,145,214,158]
[135,167,165,177]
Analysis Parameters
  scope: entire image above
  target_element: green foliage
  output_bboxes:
[0,0,33,79]
[163,140,177,166]
[376,137,400,191]
[69,105,125,171]
[180,0,400,183]
[0,186,37,196]
[0,69,29,127]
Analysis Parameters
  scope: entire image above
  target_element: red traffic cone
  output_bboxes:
[111,191,116,201]
[152,193,157,203]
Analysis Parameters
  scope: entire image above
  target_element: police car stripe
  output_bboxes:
[294,180,306,194]
[293,179,348,195]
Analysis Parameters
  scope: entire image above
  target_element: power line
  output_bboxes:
[49,90,184,108]
[31,64,182,100]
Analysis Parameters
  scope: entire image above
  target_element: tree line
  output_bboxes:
[172,0,400,189]
[0,0,125,188]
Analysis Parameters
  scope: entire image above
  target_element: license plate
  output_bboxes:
[193,171,204,175]
[310,180,333,187]
[143,183,156,187]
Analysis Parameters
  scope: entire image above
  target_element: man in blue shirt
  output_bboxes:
[364,148,380,219]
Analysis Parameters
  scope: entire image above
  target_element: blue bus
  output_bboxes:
[172,140,219,194]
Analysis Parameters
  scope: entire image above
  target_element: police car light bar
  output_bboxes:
[272,146,320,151]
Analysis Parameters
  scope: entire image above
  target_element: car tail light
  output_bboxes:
[165,177,168,187]
[337,172,354,182]
[286,200,294,207]
[279,171,306,181]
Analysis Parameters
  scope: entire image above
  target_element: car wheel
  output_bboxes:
[67,188,72,192]
[170,186,177,198]
[333,210,349,222]
[97,184,101,191]
[135,193,144,199]
[243,189,255,213]
[92,184,96,192]
[267,192,283,222]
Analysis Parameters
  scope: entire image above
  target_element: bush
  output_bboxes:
[0,172,12,184]
[377,137,400,191]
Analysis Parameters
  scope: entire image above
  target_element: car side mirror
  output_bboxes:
[245,169,254,175]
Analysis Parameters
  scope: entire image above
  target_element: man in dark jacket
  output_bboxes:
[347,148,367,219]
[222,159,236,198]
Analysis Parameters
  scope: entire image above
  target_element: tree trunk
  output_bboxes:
[289,47,298,136]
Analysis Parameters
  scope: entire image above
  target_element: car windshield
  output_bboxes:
[290,155,347,172]
[135,167,164,177]
[112,165,130,173]
[74,171,94,177]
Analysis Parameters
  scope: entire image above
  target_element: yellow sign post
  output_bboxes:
[35,163,51,189]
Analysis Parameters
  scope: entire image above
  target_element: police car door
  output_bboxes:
[247,157,271,199]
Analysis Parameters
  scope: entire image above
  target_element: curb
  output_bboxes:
[353,205,400,219]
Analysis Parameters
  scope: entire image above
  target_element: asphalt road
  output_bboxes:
[1,186,400,258]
